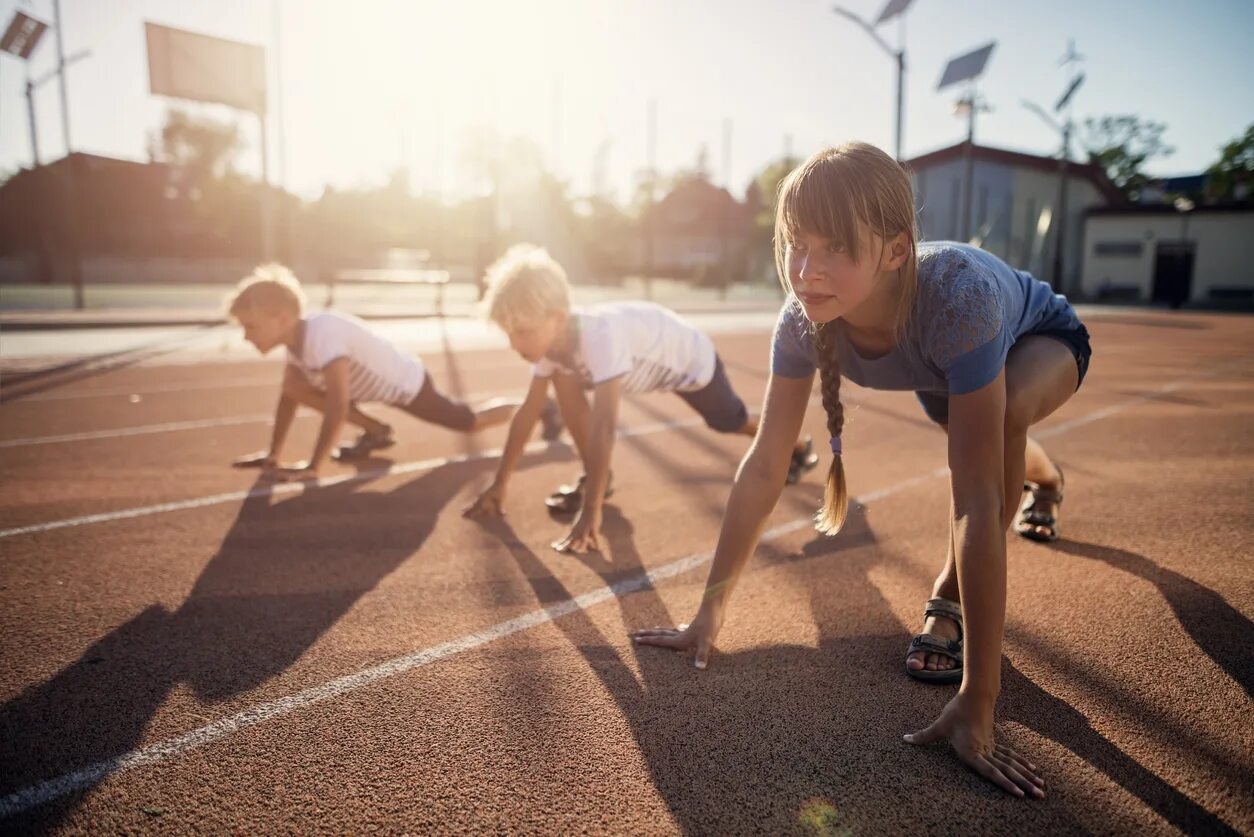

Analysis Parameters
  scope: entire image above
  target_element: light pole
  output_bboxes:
[938,41,995,242]
[1022,100,1072,292]
[831,0,914,161]
[1021,42,1084,293]
[22,49,89,165]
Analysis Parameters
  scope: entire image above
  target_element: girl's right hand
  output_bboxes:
[631,604,725,670]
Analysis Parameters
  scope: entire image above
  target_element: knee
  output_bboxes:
[282,373,317,400]
[1003,389,1036,437]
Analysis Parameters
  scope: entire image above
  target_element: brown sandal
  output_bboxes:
[905,597,964,685]
[544,472,615,515]
[1017,465,1064,542]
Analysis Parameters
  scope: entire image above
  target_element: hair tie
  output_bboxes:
[829,435,842,456]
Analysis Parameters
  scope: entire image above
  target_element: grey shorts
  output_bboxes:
[916,324,1092,427]
[677,355,749,433]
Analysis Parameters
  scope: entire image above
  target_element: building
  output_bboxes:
[0,152,273,284]
[637,174,752,282]
[1082,204,1254,307]
[907,142,1124,296]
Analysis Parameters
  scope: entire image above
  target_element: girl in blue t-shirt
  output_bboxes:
[632,142,1091,798]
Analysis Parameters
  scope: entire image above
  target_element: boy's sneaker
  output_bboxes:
[333,428,395,461]
[540,398,564,442]
[786,436,820,485]
[545,472,614,515]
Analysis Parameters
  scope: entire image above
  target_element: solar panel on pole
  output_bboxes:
[0,11,47,59]
[1055,72,1084,112]
[937,41,995,91]
[874,0,914,26]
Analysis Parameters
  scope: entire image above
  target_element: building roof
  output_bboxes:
[906,141,1127,205]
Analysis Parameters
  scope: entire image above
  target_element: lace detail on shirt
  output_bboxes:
[918,245,1004,369]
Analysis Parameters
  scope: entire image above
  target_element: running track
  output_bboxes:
[1,311,1251,834]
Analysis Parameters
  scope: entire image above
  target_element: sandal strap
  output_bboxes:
[908,633,963,660]
[1020,510,1057,526]
[924,597,963,625]
[1024,470,1064,505]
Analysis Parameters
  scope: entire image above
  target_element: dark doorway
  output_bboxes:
[1152,241,1195,308]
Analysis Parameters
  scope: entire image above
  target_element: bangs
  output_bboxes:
[778,155,877,262]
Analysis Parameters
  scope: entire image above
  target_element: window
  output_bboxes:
[1094,241,1143,257]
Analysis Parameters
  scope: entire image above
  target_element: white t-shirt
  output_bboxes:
[533,302,717,393]
[287,311,426,405]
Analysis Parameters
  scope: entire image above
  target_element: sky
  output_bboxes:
[1,0,1251,203]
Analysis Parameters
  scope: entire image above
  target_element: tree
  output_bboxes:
[1080,115,1174,201]
[148,108,242,181]
[742,155,800,283]
[1206,123,1254,202]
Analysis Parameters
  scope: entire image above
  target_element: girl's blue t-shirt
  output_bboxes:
[771,241,1081,395]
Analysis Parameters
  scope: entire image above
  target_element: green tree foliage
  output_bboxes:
[1080,115,1174,201]
[1206,123,1254,202]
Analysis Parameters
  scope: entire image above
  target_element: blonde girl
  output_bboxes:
[632,142,1091,797]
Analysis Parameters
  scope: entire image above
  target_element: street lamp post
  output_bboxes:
[1022,100,1072,293]
[831,0,914,161]
[938,42,996,243]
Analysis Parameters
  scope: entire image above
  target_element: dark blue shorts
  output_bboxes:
[677,355,749,433]
[916,323,1092,427]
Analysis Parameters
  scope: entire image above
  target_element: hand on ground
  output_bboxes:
[904,692,1046,799]
[630,604,724,670]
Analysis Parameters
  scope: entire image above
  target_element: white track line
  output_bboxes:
[0,413,295,448]
[0,472,930,819]
[0,373,1217,817]
[18,376,277,402]
[0,389,515,449]
[0,416,706,540]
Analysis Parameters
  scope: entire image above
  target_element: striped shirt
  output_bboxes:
[287,311,425,405]
[533,302,716,394]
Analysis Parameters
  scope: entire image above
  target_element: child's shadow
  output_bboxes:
[1049,537,1252,698]
[0,459,488,830]
[479,510,1241,834]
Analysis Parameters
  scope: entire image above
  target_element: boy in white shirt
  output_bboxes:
[227,264,542,481]
[463,245,818,552]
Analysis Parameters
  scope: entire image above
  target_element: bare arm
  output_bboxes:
[268,365,302,459]
[552,375,624,553]
[631,371,814,664]
[946,372,1008,702]
[906,370,1046,798]
[234,365,300,468]
[306,357,352,472]
[463,375,550,516]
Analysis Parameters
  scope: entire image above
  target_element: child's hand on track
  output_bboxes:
[904,692,1046,799]
[463,484,505,519]
[552,509,600,553]
[233,451,277,469]
[631,604,724,670]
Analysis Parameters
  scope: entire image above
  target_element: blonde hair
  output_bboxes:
[773,142,920,535]
[483,244,571,331]
[227,263,307,319]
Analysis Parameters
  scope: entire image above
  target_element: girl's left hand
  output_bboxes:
[553,509,601,553]
[904,692,1046,798]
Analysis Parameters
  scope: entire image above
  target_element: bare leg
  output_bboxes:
[907,337,1079,674]
[282,371,389,436]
